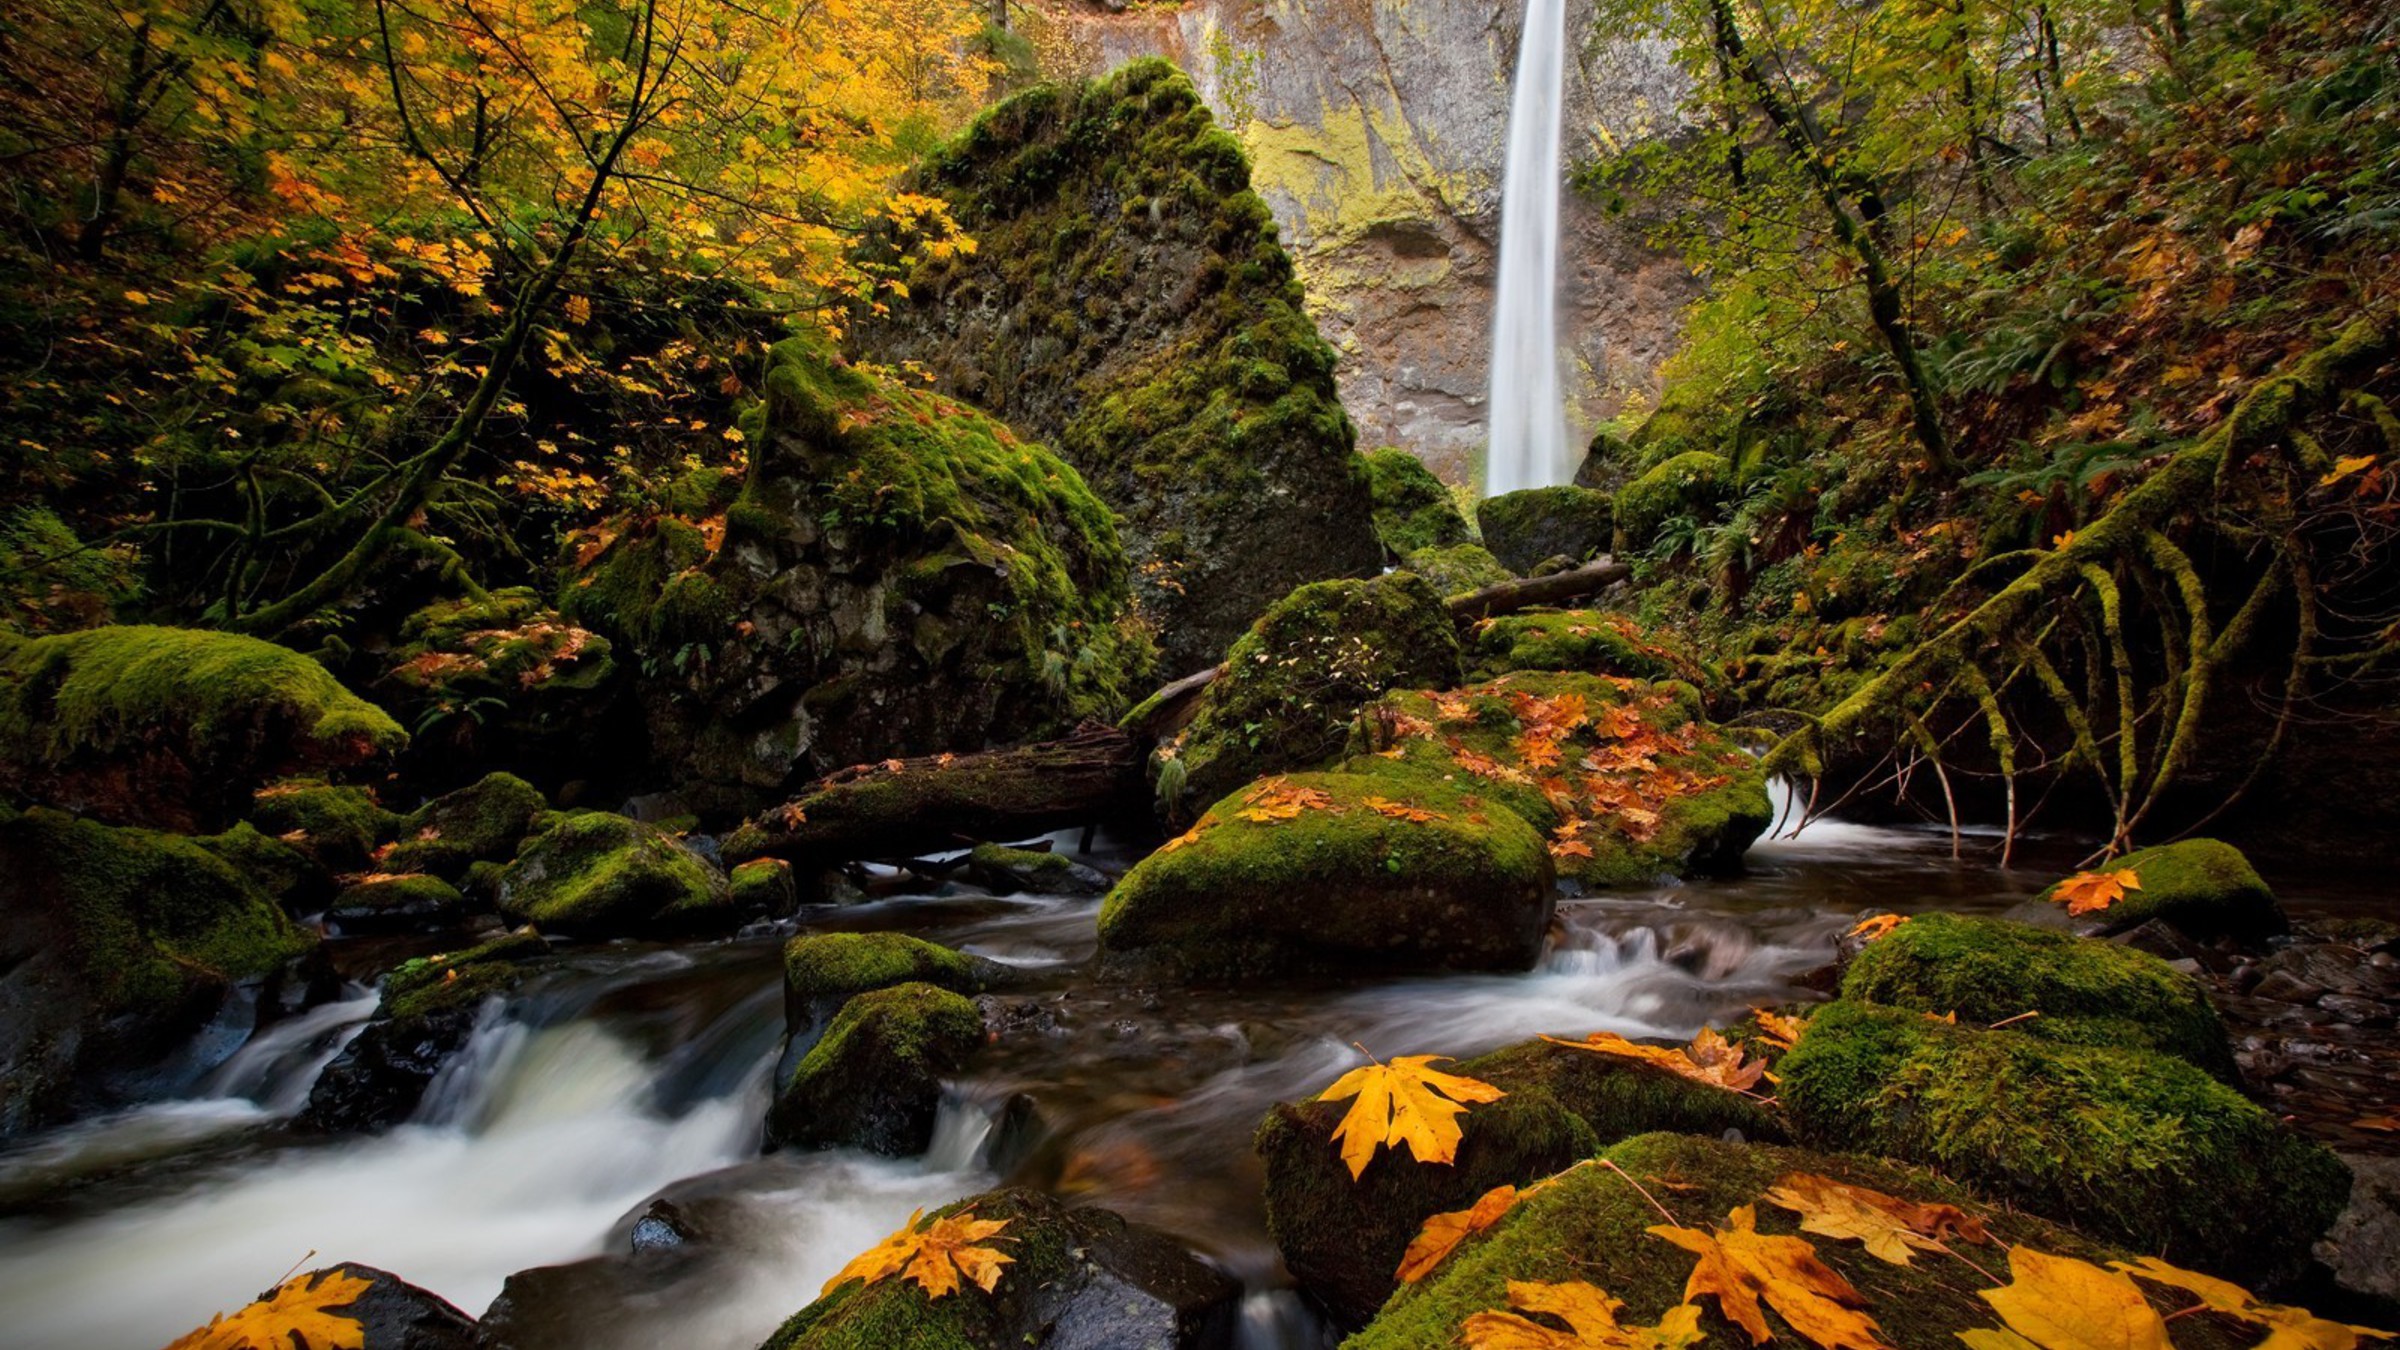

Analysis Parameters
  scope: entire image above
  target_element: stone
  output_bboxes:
[325,873,471,936]
[202,1264,478,1350]
[248,778,398,872]
[2317,1153,2400,1303]
[1475,486,1613,574]
[2036,838,2287,944]
[1396,542,1515,596]
[1612,450,1730,550]
[1363,446,1472,556]
[382,772,549,879]
[781,932,990,1032]
[965,842,1110,897]
[729,857,800,914]
[299,930,547,1133]
[494,812,734,939]
[766,982,986,1155]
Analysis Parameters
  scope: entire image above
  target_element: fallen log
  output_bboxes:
[1443,556,1632,624]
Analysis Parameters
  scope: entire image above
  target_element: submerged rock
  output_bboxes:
[759,1187,1240,1350]
[766,982,986,1155]
[494,812,733,939]
[1474,486,1613,574]
[1363,446,1472,557]
[382,771,548,879]
[2035,838,2287,944]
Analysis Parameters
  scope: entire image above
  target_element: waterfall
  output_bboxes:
[1485,0,1572,498]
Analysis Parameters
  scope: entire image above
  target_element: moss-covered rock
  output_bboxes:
[382,772,547,878]
[1776,1000,2347,1282]
[1350,671,1770,887]
[1349,1132,2235,1350]
[1162,572,1462,823]
[370,588,623,788]
[1475,486,1614,574]
[248,778,397,872]
[964,841,1108,896]
[1397,542,1516,597]
[325,872,469,936]
[1466,609,1720,687]
[1259,1087,1600,1328]
[767,981,986,1155]
[1840,913,2235,1076]
[847,58,1384,672]
[1457,1038,1786,1146]
[0,626,405,831]
[0,807,315,1135]
[196,820,332,912]
[2034,839,2286,943]
[730,856,799,914]
[493,812,733,939]
[782,932,987,1032]
[1614,451,1731,551]
[301,929,549,1133]
[1099,770,1553,979]
[381,928,551,1022]
[1364,447,1472,557]
[759,1187,1241,1350]
[1573,428,1637,493]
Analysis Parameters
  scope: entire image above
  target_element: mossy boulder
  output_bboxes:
[782,931,988,1032]
[965,841,1108,896]
[847,58,1383,672]
[1776,1000,2347,1282]
[301,929,549,1133]
[0,806,315,1135]
[1466,610,1718,688]
[2034,839,2286,944]
[1350,672,1771,887]
[1841,913,2235,1076]
[0,625,405,831]
[1163,572,1462,823]
[1258,1086,1600,1328]
[730,856,800,914]
[493,812,734,939]
[1573,428,1637,493]
[1397,543,1515,597]
[1614,451,1731,551]
[1364,447,1472,556]
[1349,1132,2228,1350]
[1457,1038,1786,1146]
[188,1264,479,1350]
[1475,486,1614,574]
[1099,770,1553,980]
[325,873,470,936]
[370,587,623,788]
[759,1187,1241,1350]
[196,820,333,912]
[766,981,986,1155]
[247,778,397,872]
[382,772,548,879]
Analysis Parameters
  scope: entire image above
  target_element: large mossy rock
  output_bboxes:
[1841,913,2235,1076]
[325,872,469,936]
[1776,1000,2347,1282]
[1466,610,1719,689]
[493,812,733,939]
[1475,486,1614,574]
[1363,447,1471,557]
[383,771,548,878]
[567,341,1146,812]
[1613,451,1730,551]
[248,778,397,872]
[2034,839,2286,943]
[1100,771,1553,979]
[782,931,989,1031]
[766,981,985,1155]
[845,59,1383,673]
[1351,672,1770,887]
[1163,572,1461,823]
[1350,1132,2205,1350]
[1396,543,1514,597]
[0,806,315,1136]
[0,626,405,831]
[302,930,548,1134]
[759,1187,1241,1350]
[369,588,623,789]
[1457,1038,1786,1146]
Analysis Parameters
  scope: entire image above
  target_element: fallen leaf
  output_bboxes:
[1542,1030,1767,1093]
[1754,1010,1810,1051]
[2110,1256,2395,1350]
[1977,1247,2169,1350]
[1461,1280,1707,1350]
[165,1269,373,1350]
[1363,795,1442,824]
[2354,1115,2400,1133]
[1318,1053,1506,1180]
[1649,1206,1889,1350]
[821,1207,1015,1301]
[1761,1173,1989,1266]
[1848,914,1908,941]
[1399,1184,1521,1282]
[2052,868,2141,916]
[2322,455,2378,487]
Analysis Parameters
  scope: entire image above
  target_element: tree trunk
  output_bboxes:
[1444,557,1632,624]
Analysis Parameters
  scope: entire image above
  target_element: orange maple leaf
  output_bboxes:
[821,1207,1015,1301]
[1541,1030,1766,1093]
[1753,1009,1809,1051]
[1460,1279,1706,1350]
[1847,914,1908,941]
[1317,1052,1506,1180]
[1649,1206,1890,1350]
[166,1269,372,1350]
[1761,1173,1989,1266]
[1363,795,1442,824]
[2052,868,2141,916]
[1398,1183,1522,1283]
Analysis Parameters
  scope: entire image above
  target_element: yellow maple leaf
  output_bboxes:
[1760,1173,1989,1266]
[1649,1206,1890,1350]
[1399,1184,1522,1283]
[1461,1280,1706,1350]
[1968,1247,2170,1350]
[2321,455,2378,487]
[1753,1009,1810,1051]
[165,1269,373,1350]
[1848,914,1908,941]
[1541,1030,1766,1093]
[2110,1255,2394,1350]
[1318,1053,1506,1180]
[1363,795,1442,824]
[821,1207,1015,1301]
[2051,868,2141,916]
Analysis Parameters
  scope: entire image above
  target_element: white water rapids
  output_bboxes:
[1485,0,1574,498]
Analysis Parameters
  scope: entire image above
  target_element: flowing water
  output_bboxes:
[0,794,2089,1348]
[1485,0,1573,498]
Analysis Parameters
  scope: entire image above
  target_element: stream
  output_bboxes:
[0,792,2202,1347]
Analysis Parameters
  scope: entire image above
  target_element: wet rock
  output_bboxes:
[2035,837,2287,944]
[782,932,992,1032]
[1461,1038,1786,1145]
[1363,446,1473,557]
[2252,944,2400,1004]
[1475,486,1613,574]
[382,772,549,879]
[2318,1153,2400,1303]
[1395,542,1515,596]
[494,812,734,939]
[729,857,800,915]
[966,842,1109,897]
[759,1187,1240,1350]
[766,982,985,1155]
[300,931,547,1134]
[179,1264,477,1350]
[327,873,471,936]
[249,778,399,872]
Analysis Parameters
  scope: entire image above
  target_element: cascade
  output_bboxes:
[1485,0,1573,497]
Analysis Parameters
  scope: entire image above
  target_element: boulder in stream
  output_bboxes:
[494,811,734,939]
[163,1263,478,1350]
[766,981,986,1155]
[1474,485,1613,575]
[2031,837,2287,944]
[300,929,548,1133]
[248,777,399,872]
[325,872,471,936]
[965,842,1110,897]
[781,932,991,1032]
[381,771,548,879]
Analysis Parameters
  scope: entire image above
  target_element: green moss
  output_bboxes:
[1614,451,1731,548]
[1364,447,1472,556]
[1396,543,1515,597]
[195,821,327,910]
[248,778,396,870]
[383,772,548,878]
[1166,571,1462,818]
[1467,610,1720,687]
[2036,838,2285,941]
[1841,914,2234,1075]
[1475,486,1614,574]
[382,928,548,1020]
[493,811,732,938]
[966,842,1071,876]
[383,587,617,704]
[328,872,465,931]
[730,856,798,914]
[767,981,985,1154]
[1458,1038,1785,1145]
[1776,1001,2347,1281]
[782,932,982,1027]
[1100,769,1553,978]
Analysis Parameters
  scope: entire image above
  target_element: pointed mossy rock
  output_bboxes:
[758,1186,1242,1350]
[1364,447,1472,557]
[494,812,733,939]
[1475,486,1614,575]
[1348,671,1770,887]
[846,57,1384,672]
[1776,1000,2347,1283]
[767,981,985,1155]
[0,806,315,1136]
[0,625,405,831]
[1162,571,1462,824]
[568,340,1147,815]
[1346,1132,2255,1350]
[2033,838,2286,943]
[1613,451,1730,552]
[1099,770,1553,980]
[1397,542,1515,597]
[248,778,398,872]
[1466,609,1722,690]
[383,772,549,879]
[782,931,989,1033]
[1840,913,2236,1077]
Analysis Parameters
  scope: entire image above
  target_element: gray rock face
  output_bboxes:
[1057,0,1696,486]
[2318,1153,2400,1302]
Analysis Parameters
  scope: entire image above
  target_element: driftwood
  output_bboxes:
[1443,557,1633,624]
[729,720,1146,864]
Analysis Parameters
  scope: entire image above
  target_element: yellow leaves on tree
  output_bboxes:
[1238,778,1337,823]
[1540,1028,1768,1094]
[165,1269,372,1350]
[1649,1206,1890,1350]
[821,1207,1016,1302]
[1461,1280,1706,1350]
[1317,1053,1506,1180]
[2052,868,2142,916]
[1760,1173,1989,1266]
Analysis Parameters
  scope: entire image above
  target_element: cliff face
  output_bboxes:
[1055,0,1696,486]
